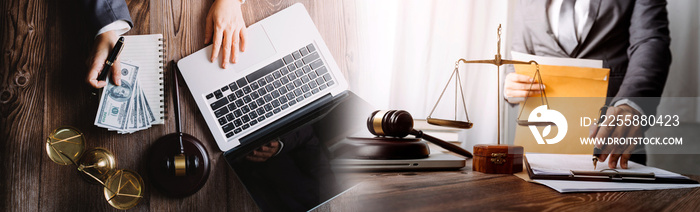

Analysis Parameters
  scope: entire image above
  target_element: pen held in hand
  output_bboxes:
[97,37,125,82]
[592,106,609,170]
[593,146,603,170]
[93,37,125,96]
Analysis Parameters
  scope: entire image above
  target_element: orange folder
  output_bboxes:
[513,64,610,154]
[514,64,610,98]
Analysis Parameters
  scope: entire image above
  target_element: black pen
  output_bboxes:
[97,37,125,81]
[92,37,125,96]
[592,106,609,170]
[593,146,603,170]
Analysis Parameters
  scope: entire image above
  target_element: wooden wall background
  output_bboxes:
[0,0,358,211]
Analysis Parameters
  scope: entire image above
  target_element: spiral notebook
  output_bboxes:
[121,34,166,124]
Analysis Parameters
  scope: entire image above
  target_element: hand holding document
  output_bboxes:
[510,51,609,98]
[510,51,611,154]
[505,51,606,103]
[94,62,158,134]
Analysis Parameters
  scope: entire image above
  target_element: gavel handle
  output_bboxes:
[411,129,473,158]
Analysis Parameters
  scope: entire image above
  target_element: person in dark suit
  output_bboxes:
[504,0,671,169]
[82,0,249,88]
[80,0,133,88]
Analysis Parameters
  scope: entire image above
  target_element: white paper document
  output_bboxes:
[525,153,700,193]
[534,180,700,193]
[511,51,603,68]
[527,153,688,179]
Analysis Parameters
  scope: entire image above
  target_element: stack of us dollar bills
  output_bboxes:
[94,62,157,134]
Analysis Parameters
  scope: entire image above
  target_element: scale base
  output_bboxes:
[472,144,524,174]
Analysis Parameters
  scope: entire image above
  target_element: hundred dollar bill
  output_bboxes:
[124,81,137,131]
[135,85,149,130]
[122,81,143,134]
[136,87,145,129]
[141,89,157,125]
[140,90,152,128]
[94,62,140,130]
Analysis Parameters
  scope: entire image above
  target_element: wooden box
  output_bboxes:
[473,144,524,174]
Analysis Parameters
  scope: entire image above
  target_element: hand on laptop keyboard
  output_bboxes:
[205,0,248,68]
[207,43,335,139]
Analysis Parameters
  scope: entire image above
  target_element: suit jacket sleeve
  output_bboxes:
[615,0,671,114]
[79,0,133,35]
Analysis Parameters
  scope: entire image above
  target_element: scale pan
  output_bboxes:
[427,118,473,129]
[516,120,555,126]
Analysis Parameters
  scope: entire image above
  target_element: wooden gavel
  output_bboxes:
[367,110,473,158]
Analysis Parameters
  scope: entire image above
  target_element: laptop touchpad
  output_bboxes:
[215,25,276,72]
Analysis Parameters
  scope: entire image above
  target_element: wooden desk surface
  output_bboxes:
[322,163,700,211]
[0,0,356,211]
[3,0,699,211]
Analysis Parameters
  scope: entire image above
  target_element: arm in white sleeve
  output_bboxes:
[613,98,646,115]
[95,20,132,38]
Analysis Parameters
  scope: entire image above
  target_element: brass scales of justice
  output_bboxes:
[426,24,550,145]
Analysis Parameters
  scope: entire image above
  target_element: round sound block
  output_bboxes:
[147,133,210,197]
[343,136,430,160]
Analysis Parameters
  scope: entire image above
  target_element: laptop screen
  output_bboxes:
[225,92,373,211]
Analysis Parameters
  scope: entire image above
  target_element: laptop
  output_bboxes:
[329,133,466,172]
[331,153,466,172]
[177,3,349,154]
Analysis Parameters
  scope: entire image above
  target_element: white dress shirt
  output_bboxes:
[96,20,131,38]
[508,0,644,114]
[547,0,590,41]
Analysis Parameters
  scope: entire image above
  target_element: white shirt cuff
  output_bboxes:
[96,20,131,38]
[504,96,525,104]
[504,89,525,103]
[613,98,645,115]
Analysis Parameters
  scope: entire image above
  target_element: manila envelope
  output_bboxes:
[513,64,610,154]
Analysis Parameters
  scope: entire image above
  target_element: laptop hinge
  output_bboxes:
[224,91,348,162]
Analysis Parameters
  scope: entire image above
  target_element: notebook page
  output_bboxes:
[121,34,164,124]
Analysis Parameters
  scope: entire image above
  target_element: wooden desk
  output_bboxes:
[3,0,699,211]
[0,0,356,211]
[320,163,700,211]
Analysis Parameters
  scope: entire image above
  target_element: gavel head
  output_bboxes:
[367,110,414,137]
[164,154,200,176]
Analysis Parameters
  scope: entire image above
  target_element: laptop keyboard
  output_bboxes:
[206,43,335,139]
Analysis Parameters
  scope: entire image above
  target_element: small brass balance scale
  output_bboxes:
[45,127,144,210]
[427,25,548,174]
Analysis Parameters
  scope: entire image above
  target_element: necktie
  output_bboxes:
[558,0,578,55]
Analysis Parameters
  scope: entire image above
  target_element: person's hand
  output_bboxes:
[504,73,544,99]
[246,140,280,162]
[205,0,247,68]
[87,30,122,88]
[589,104,643,169]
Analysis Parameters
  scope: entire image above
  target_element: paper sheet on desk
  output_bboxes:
[524,154,700,193]
[535,180,700,193]
[526,154,687,179]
